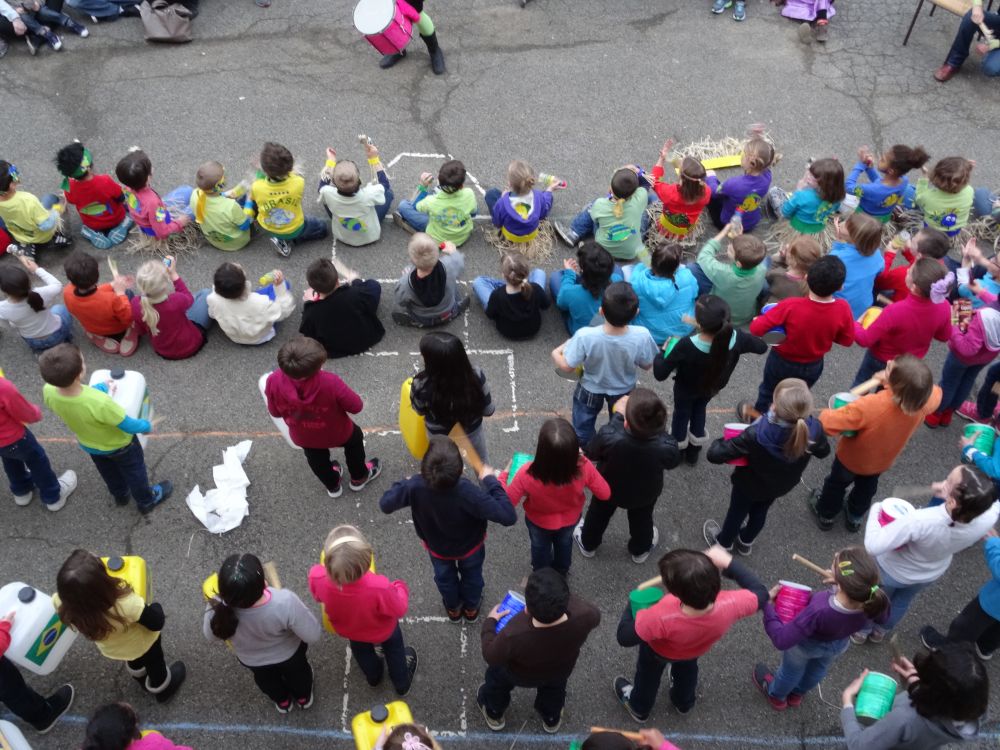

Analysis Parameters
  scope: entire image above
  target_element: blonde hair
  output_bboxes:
[742,136,779,175]
[501,252,532,300]
[333,162,362,194]
[785,236,822,273]
[194,161,225,224]
[507,160,536,196]
[408,233,440,272]
[323,525,373,585]
[135,260,173,337]
[772,378,814,459]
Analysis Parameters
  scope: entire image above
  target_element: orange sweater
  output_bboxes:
[63,283,133,336]
[819,385,942,476]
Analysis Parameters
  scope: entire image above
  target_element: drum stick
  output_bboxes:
[636,575,662,591]
[792,553,829,578]
[590,728,644,742]
[448,424,484,475]
[263,561,282,590]
[107,257,119,279]
[849,377,881,396]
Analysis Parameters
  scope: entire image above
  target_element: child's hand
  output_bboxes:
[984,527,999,540]
[175,213,191,227]
[11,17,25,33]
[961,434,976,451]
[612,394,629,416]
[973,3,985,23]
[272,270,284,286]
[891,656,917,683]
[638,730,666,749]
[681,314,696,327]
[858,146,874,165]
[487,603,510,621]
[841,669,869,707]
[440,241,457,255]
[326,147,337,163]
[110,275,133,295]
[419,172,435,188]
[872,368,889,386]
[659,139,675,161]
[963,237,983,263]
[563,258,580,273]
[1,610,14,625]
[968,279,983,296]
[478,464,498,481]
[303,287,318,302]
[363,143,379,160]
[704,544,733,570]
[17,256,38,273]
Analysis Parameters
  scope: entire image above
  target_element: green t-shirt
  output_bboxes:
[416,187,478,245]
[189,191,250,251]
[588,187,648,260]
[43,384,129,452]
[915,178,974,234]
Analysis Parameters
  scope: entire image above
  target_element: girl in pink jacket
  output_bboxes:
[81,703,192,750]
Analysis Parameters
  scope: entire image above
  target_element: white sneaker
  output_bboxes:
[46,471,77,512]
[13,490,33,506]
[573,521,595,558]
[631,526,659,564]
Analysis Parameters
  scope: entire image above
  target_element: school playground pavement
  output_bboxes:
[2,0,1000,747]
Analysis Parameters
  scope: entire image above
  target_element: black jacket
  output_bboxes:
[654,330,767,398]
[299,280,385,358]
[585,413,680,508]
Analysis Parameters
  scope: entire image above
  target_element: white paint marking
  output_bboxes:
[503,351,519,434]
[341,644,352,732]
[386,152,449,168]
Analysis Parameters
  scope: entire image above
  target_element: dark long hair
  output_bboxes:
[0,266,45,312]
[695,295,733,397]
[82,703,141,750]
[415,332,486,427]
[209,553,266,640]
[526,418,581,486]
[576,240,615,298]
[56,549,132,641]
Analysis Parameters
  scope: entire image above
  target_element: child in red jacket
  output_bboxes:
[308,525,417,695]
[265,336,381,497]
[55,143,133,250]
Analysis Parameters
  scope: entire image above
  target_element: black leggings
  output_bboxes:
[0,656,52,727]
[127,636,168,689]
[244,642,313,704]
[302,423,367,490]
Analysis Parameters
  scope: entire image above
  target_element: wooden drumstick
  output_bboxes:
[448,424,484,475]
[792,553,829,578]
[263,561,282,590]
[590,727,644,742]
[849,377,881,396]
[636,575,663,591]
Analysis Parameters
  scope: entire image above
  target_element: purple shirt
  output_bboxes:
[707,170,772,231]
[763,589,889,650]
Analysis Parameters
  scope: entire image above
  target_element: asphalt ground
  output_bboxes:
[2,0,1000,747]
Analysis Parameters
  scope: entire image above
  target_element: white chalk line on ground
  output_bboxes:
[385,152,488,197]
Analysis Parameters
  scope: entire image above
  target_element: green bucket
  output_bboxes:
[506,452,534,486]
[662,336,680,359]
[964,424,996,455]
[829,392,859,437]
[855,671,898,723]
[629,587,664,617]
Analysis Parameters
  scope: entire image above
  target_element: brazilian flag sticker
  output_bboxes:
[25,613,67,666]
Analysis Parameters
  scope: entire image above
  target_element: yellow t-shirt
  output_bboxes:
[0,191,55,244]
[250,174,305,238]
[52,590,159,661]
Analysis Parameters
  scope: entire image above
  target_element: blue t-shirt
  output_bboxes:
[555,270,624,334]
[781,187,840,234]
[846,162,908,221]
[830,241,884,318]
[563,324,659,395]
[630,264,698,345]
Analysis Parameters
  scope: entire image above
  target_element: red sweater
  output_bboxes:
[265,370,362,449]
[0,378,42,447]
[0,619,10,657]
[65,174,126,231]
[853,293,951,362]
[651,166,711,237]
[501,457,611,530]
[308,566,408,643]
[130,278,206,360]
[750,296,855,362]
[65,283,133,336]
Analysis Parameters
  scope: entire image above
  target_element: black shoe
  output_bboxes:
[113,494,130,507]
[379,49,405,68]
[476,683,506,731]
[734,536,753,556]
[844,514,863,533]
[138,480,173,514]
[920,625,949,651]
[51,231,73,247]
[395,647,417,697]
[32,684,74,734]
[150,661,186,703]
[429,47,445,74]
[613,676,649,722]
[683,444,701,466]
[120,3,141,16]
[541,708,562,733]
[807,489,835,531]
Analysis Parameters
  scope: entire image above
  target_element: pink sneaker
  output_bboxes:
[957,401,985,423]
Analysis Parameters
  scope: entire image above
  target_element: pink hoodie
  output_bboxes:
[949,306,1000,366]
[128,732,193,750]
[264,369,362,449]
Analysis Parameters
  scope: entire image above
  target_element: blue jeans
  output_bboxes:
[185,288,212,330]
[671,391,708,444]
[375,171,395,222]
[66,0,133,18]
[974,187,998,219]
[349,623,411,694]
[398,192,430,232]
[688,262,713,297]
[946,10,1000,74]
[428,545,485,611]
[88,436,155,510]
[572,383,627,449]
[23,305,72,352]
[628,643,699,716]
[977,361,1000,418]
[472,269,546,309]
[938,351,985,413]
[525,517,576,575]
[851,349,887,389]
[162,186,194,219]
[0,429,60,504]
[754,349,824,414]
[484,188,501,213]
[768,637,849,700]
[858,565,933,636]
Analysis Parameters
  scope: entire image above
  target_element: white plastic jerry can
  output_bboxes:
[259,372,299,450]
[89,368,153,448]
[0,583,77,676]
[0,719,33,750]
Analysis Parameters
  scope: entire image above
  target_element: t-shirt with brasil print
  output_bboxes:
[588,187,648,260]
[250,173,305,238]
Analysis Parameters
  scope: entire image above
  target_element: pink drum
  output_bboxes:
[774,580,812,623]
[723,423,749,466]
[354,0,420,55]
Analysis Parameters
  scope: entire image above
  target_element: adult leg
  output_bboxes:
[625,503,655,556]
[339,424,369,483]
[976,362,1000,418]
[429,554,461,611]
[716,484,756,548]
[626,643,669,717]
[579,497,617,551]
[381,625,411,693]
[248,661,293,703]
[816,457,856,520]
[768,646,809,700]
[184,289,212,329]
[845,472,882,523]
[415,8,445,75]
[302,447,342,493]
[534,678,568,724]
[481,665,516,719]
[945,10,990,68]
[456,545,485,611]
[472,277,503,310]
[348,640,384,686]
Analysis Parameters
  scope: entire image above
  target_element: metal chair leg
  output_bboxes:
[903,0,926,46]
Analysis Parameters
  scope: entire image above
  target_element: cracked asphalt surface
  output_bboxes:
[3,0,1000,747]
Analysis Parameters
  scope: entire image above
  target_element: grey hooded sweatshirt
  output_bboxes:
[841,693,981,750]
[393,251,465,324]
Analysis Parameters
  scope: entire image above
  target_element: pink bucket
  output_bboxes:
[774,580,811,623]
[724,423,749,466]
[878,497,914,527]
[354,0,419,55]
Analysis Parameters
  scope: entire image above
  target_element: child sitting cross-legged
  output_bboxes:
[189,160,252,252]
[63,250,139,356]
[207,262,294,346]
[300,258,384,358]
[472,251,550,340]
[392,233,469,328]
[55,142,133,250]
[318,141,393,247]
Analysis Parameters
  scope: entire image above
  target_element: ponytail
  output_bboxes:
[209,600,240,640]
[0,266,46,312]
[26,290,45,313]
[784,418,809,460]
[209,553,266,640]
[771,378,814,460]
[702,320,732,396]
[501,252,533,301]
[861,585,891,620]
[139,296,161,337]
[134,260,174,338]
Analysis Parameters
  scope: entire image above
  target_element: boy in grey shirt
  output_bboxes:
[392,233,469,327]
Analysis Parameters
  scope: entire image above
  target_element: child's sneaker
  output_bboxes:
[541,709,563,734]
[976,643,995,661]
[814,19,828,42]
[395,647,418,697]
[849,631,868,645]
[119,325,141,357]
[349,458,382,491]
[844,513,863,533]
[807,489,835,531]
[631,527,659,564]
[446,607,463,623]
[752,664,787,711]
[13,488,34,506]
[31,684,74,734]
[327,460,343,498]
[957,401,985,423]
[46,470,78,512]
[86,330,120,354]
[64,18,89,36]
[269,236,292,257]
[392,212,417,235]
[573,521,595,558]
[613,677,649,722]
[43,30,63,51]
[711,0,732,13]
[734,535,753,556]
[786,692,804,707]
[868,627,886,643]
[733,0,746,20]
[138,480,173,515]
[477,684,506,731]
[703,519,730,550]
[553,221,580,248]
[920,625,949,651]
[51,231,72,247]
[463,605,480,624]
[275,698,293,714]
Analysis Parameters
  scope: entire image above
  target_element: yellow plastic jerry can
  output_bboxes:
[102,556,150,602]
[399,378,429,460]
[351,702,413,750]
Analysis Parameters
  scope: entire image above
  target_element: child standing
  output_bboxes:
[764,236,822,303]
[742,255,854,420]
[753,547,890,711]
[767,158,845,236]
[0,374,76,511]
[55,143,132,249]
[308,525,418,695]
[63,251,139,356]
[248,142,328,257]
[318,141,393,247]
[472,252,550,340]
[54,549,185,702]
[0,256,73,352]
[704,378,828,554]
[706,133,777,232]
[811,355,939,531]
[410,331,495,462]
[614,545,767,720]
[265,336,381,496]
[851,258,950,387]
[847,145,929,223]
[692,224,767,326]
[551,282,659,447]
[300,258,384,357]
[0,160,71,258]
[395,161,478,247]
[654,295,767,465]
[830,213,885,318]
[550,241,623,335]
[502,417,610,575]
[380,436,516,622]
[650,144,711,240]
[131,257,212,360]
[574,389,680,563]
[114,150,191,243]
[915,157,976,237]
[189,160,252,251]
[39,344,172,514]
[630,243,699,345]
[207,263,294,346]
[392,234,469,328]
[484,160,558,244]
[204,553,320,713]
